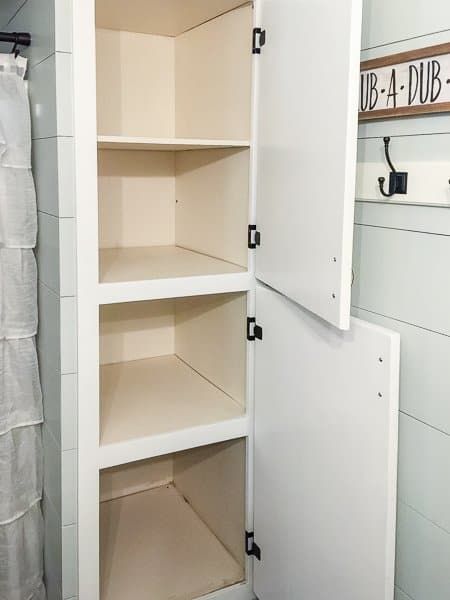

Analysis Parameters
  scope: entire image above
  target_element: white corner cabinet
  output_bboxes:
[71,1,400,599]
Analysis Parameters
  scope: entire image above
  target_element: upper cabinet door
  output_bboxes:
[253,283,400,600]
[254,0,362,329]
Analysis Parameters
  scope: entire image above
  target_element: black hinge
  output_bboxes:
[248,224,261,249]
[247,317,263,341]
[252,27,266,54]
[246,531,261,560]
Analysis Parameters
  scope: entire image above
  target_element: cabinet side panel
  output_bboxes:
[98,149,175,249]
[174,293,247,407]
[175,5,252,139]
[175,148,249,268]
[96,28,175,137]
[99,301,175,365]
[173,439,246,567]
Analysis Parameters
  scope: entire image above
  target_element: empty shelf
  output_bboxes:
[99,355,248,467]
[98,136,250,151]
[100,484,244,600]
[101,354,245,443]
[100,246,246,283]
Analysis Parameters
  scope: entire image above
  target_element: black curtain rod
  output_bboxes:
[0,31,31,50]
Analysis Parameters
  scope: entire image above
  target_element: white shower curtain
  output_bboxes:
[0,54,46,600]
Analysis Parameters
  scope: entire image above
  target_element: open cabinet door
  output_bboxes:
[253,284,399,600]
[254,0,362,329]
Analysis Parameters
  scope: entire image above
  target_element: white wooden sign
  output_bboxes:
[360,43,450,120]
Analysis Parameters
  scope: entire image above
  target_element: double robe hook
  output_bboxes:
[378,137,408,198]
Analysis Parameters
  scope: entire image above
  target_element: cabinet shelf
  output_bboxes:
[99,355,248,468]
[99,246,251,303]
[97,136,250,151]
[100,483,244,600]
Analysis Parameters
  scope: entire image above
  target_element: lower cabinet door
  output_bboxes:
[253,282,400,600]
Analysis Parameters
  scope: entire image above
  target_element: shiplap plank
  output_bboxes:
[30,52,73,140]
[352,307,450,434]
[355,201,450,235]
[352,224,450,336]
[395,588,413,600]
[396,503,450,600]
[38,283,77,375]
[37,213,76,297]
[33,137,75,218]
[62,525,78,599]
[398,413,450,532]
[0,0,25,28]
[356,135,450,206]
[362,0,450,50]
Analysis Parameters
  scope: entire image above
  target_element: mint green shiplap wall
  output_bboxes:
[1,2,77,600]
[354,3,450,600]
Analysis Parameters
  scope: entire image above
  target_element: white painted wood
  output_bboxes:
[98,271,253,304]
[99,415,249,469]
[100,455,173,502]
[355,200,450,236]
[72,1,100,598]
[61,449,77,526]
[37,284,77,375]
[396,502,450,600]
[96,29,175,138]
[29,53,73,140]
[37,212,76,297]
[398,413,450,533]
[175,293,248,408]
[362,0,450,50]
[100,484,244,600]
[352,307,450,436]
[356,135,450,206]
[175,5,252,140]
[95,0,249,36]
[175,148,250,268]
[254,0,362,329]
[33,137,75,218]
[352,224,450,336]
[99,246,246,283]
[174,438,246,567]
[97,136,250,151]
[253,283,399,600]
[62,524,78,599]
[198,583,255,600]
[100,355,245,445]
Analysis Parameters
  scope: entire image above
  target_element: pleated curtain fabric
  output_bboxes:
[0,54,46,600]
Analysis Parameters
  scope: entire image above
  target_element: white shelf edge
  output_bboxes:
[99,415,250,470]
[98,271,254,304]
[196,581,254,600]
[97,135,251,151]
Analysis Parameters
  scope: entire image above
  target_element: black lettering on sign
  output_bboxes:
[431,60,442,102]
[386,69,398,108]
[360,72,379,111]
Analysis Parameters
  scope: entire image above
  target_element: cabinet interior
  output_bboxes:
[95,2,252,140]
[99,293,247,445]
[100,438,246,600]
[98,147,250,284]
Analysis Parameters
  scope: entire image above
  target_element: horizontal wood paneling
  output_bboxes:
[352,307,450,435]
[37,212,76,297]
[356,135,450,206]
[361,0,450,50]
[355,201,450,235]
[33,137,75,218]
[396,502,450,600]
[398,414,450,532]
[352,224,450,336]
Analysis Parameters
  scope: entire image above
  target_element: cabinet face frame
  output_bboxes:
[74,2,258,598]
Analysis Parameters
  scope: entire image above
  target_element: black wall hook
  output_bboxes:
[378,136,408,198]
